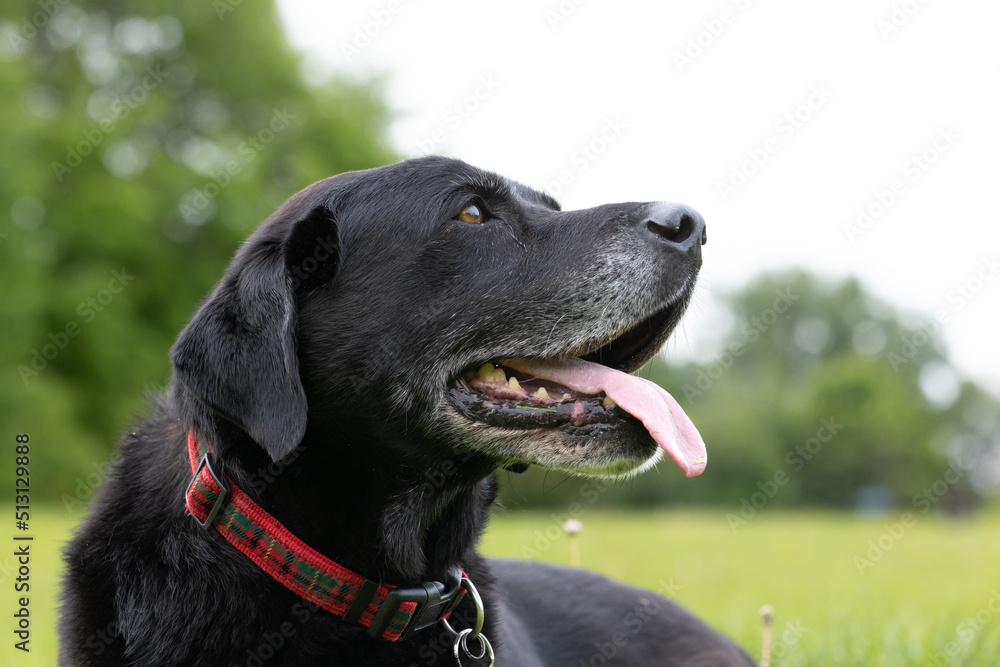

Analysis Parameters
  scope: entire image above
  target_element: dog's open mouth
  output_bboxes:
[448,302,708,477]
[450,361,621,429]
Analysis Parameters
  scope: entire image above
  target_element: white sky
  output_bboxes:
[277,0,1000,397]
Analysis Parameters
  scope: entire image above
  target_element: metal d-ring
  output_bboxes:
[440,576,494,665]
[440,576,485,638]
[453,628,495,665]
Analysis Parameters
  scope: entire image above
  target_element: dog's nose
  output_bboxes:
[644,203,707,252]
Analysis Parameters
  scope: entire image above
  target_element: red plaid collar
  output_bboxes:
[184,428,465,641]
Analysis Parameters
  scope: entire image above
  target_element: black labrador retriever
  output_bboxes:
[60,156,755,666]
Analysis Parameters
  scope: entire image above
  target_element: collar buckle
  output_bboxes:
[187,452,230,530]
[368,566,464,640]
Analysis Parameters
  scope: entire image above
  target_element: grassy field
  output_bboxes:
[3,507,998,666]
[483,509,1000,666]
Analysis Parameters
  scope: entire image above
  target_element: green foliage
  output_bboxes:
[501,272,999,511]
[0,0,395,500]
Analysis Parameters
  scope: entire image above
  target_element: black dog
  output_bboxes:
[60,157,755,666]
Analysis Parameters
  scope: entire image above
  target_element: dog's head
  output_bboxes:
[172,156,707,479]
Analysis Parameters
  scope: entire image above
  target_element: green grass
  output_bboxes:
[3,507,998,665]
[481,509,1000,666]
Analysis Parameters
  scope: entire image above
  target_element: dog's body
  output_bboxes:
[61,157,754,666]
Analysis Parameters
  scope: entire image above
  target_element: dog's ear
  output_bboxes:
[171,205,340,461]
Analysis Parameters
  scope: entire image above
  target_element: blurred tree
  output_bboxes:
[500,272,998,513]
[0,0,394,503]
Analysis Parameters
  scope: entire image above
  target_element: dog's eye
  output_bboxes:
[457,203,485,224]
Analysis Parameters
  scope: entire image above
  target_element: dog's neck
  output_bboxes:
[197,412,497,587]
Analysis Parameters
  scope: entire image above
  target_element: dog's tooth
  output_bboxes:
[507,376,521,391]
[561,393,572,401]
[533,387,549,399]
[477,363,506,383]
[602,395,616,408]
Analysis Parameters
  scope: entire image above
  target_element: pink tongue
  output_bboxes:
[501,357,707,477]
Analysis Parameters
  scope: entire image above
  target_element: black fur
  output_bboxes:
[60,157,755,666]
